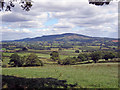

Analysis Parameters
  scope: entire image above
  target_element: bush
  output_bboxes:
[39,60,44,66]
[22,47,28,51]
[77,53,89,62]
[75,50,79,53]
[9,53,44,67]
[2,64,8,68]
[90,51,102,63]
[58,57,77,65]
[102,51,116,60]
[26,53,43,66]
[111,58,120,62]
[50,51,60,61]
[9,53,23,67]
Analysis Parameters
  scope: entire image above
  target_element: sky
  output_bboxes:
[0,0,118,40]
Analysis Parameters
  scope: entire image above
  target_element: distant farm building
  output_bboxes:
[112,40,118,42]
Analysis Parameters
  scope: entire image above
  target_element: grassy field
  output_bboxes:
[2,49,119,88]
[2,63,118,88]
[2,49,80,65]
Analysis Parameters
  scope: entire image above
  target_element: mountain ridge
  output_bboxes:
[3,33,117,42]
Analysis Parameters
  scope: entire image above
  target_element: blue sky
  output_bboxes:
[44,18,58,26]
[0,0,118,40]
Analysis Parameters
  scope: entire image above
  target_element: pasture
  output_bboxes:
[2,63,119,88]
[2,49,79,65]
[2,48,119,88]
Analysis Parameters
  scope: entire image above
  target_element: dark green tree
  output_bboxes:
[58,57,77,65]
[26,53,43,66]
[103,52,116,60]
[77,53,89,62]
[90,51,102,63]
[9,53,23,67]
[20,55,27,66]
[22,47,28,51]
[50,51,60,61]
[58,47,62,51]
[75,50,79,53]
[1,53,4,61]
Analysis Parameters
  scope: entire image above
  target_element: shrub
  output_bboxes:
[75,50,79,53]
[90,51,102,63]
[2,64,8,68]
[102,51,116,60]
[22,47,28,51]
[77,53,89,62]
[58,57,77,65]
[9,53,23,67]
[25,53,43,66]
[9,53,44,67]
[50,51,60,61]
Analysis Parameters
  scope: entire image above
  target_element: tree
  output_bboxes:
[26,53,43,66]
[9,53,23,67]
[75,50,79,53]
[58,47,62,51]
[90,51,102,63]
[0,0,33,11]
[103,52,116,60]
[0,0,111,12]
[50,51,60,61]
[1,53,4,61]
[58,57,77,65]
[88,0,111,6]
[77,53,89,62]
[20,55,27,65]
[22,47,28,51]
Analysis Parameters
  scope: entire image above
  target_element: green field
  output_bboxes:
[2,63,118,88]
[2,48,119,88]
[2,49,80,65]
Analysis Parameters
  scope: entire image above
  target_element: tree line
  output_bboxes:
[50,51,118,65]
[2,50,119,67]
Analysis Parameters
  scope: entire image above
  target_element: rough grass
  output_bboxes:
[2,63,118,88]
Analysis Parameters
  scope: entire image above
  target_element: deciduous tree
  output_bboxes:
[50,51,60,61]
[0,0,33,11]
[90,51,102,63]
[9,53,23,67]
[26,53,43,66]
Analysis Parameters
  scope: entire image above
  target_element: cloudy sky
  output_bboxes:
[0,0,118,41]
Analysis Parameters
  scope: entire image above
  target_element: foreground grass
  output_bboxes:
[2,63,118,88]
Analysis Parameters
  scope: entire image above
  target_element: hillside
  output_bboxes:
[13,33,116,42]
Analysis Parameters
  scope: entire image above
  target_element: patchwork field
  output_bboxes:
[2,46,119,89]
[2,49,80,65]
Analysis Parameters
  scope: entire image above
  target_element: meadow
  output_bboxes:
[2,45,119,89]
[2,63,119,88]
[2,49,80,65]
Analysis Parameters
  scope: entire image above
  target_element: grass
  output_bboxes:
[2,53,78,65]
[3,49,79,63]
[2,57,10,65]
[87,46,100,49]
[2,49,119,88]
[2,63,118,88]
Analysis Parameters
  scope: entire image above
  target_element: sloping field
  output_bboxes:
[2,63,119,88]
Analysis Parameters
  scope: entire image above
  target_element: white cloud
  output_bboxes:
[1,1,118,40]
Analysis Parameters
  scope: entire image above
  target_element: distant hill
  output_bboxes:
[4,33,117,42]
